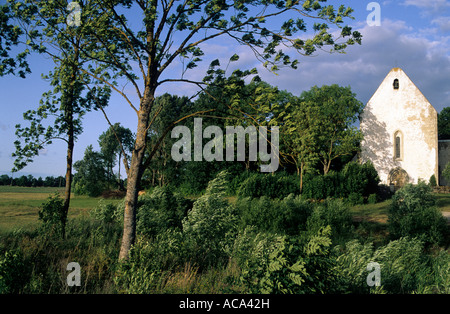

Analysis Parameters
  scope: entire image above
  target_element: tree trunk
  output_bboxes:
[300,162,304,194]
[118,151,122,190]
[119,100,152,261]
[323,159,332,175]
[61,129,74,239]
[296,161,304,194]
[61,48,78,239]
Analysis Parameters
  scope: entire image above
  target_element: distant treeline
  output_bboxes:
[0,174,65,187]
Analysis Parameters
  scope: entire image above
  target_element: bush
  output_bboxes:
[236,194,313,236]
[388,182,447,246]
[334,237,433,294]
[429,174,437,187]
[91,200,119,224]
[38,192,65,237]
[306,199,353,241]
[343,161,380,197]
[0,249,30,294]
[333,240,375,293]
[236,226,337,294]
[347,192,364,205]
[114,230,189,293]
[372,237,426,293]
[182,171,238,267]
[237,173,298,199]
[137,186,192,237]
[107,186,193,237]
[302,161,380,201]
[368,193,378,204]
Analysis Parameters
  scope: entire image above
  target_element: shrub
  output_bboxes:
[301,161,380,201]
[334,237,432,294]
[237,173,298,199]
[368,193,378,204]
[372,237,425,293]
[182,171,238,267]
[429,174,437,187]
[333,240,375,293]
[342,161,380,198]
[108,186,193,237]
[0,249,30,294]
[442,162,450,181]
[417,249,450,294]
[301,173,331,200]
[226,171,250,196]
[38,192,65,237]
[90,200,119,224]
[114,230,188,293]
[388,182,447,246]
[347,192,364,205]
[236,226,337,294]
[306,199,353,241]
[236,194,313,236]
[137,186,192,237]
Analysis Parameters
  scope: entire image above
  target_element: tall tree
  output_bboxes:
[274,95,320,192]
[438,106,450,140]
[86,0,362,260]
[299,84,364,174]
[0,3,30,77]
[143,94,193,188]
[98,123,134,189]
[10,0,112,239]
[73,145,108,197]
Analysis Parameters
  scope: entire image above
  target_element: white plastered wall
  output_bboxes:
[360,68,438,186]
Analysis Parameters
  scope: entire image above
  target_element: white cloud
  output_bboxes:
[403,0,450,11]
[154,18,450,113]
[254,19,450,111]
[432,16,450,32]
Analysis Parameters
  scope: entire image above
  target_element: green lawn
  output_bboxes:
[350,199,391,223]
[435,193,450,212]
[0,186,120,233]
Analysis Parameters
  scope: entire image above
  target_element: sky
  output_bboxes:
[0,0,449,178]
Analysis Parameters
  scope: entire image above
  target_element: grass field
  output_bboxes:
[0,186,120,233]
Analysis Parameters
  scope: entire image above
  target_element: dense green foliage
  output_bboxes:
[236,195,313,236]
[301,161,380,201]
[237,173,299,199]
[38,192,66,237]
[0,174,66,187]
[438,106,450,140]
[235,161,380,204]
[1,172,448,294]
[73,145,109,197]
[388,182,448,246]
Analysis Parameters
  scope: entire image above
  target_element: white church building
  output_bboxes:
[360,67,450,189]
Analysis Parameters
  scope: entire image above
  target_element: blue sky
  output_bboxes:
[1,0,449,178]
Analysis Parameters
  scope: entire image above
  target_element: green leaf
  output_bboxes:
[230,53,239,62]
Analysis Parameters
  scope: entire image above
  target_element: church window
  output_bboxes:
[395,136,401,158]
[394,131,403,160]
[393,79,399,90]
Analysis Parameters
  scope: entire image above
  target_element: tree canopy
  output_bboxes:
[438,106,450,140]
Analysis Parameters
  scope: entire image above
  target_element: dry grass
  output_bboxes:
[157,260,242,294]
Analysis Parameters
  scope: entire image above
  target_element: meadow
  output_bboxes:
[0,186,120,233]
